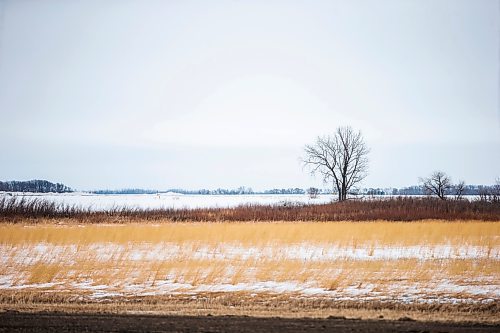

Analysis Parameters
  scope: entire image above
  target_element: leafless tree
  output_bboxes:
[420,171,452,200]
[478,178,500,203]
[307,187,319,199]
[303,126,369,201]
[478,185,489,202]
[453,180,466,200]
[490,178,500,203]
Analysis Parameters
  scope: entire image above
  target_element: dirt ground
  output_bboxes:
[0,310,499,333]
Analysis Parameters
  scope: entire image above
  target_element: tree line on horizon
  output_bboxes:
[2,179,499,201]
[0,180,72,193]
[92,185,500,198]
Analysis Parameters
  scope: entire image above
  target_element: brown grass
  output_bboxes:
[1,196,499,222]
[1,291,499,324]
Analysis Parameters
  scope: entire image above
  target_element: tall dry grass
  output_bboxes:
[2,256,498,295]
[1,221,498,298]
[1,220,498,246]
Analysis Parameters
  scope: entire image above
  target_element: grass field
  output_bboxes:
[1,220,498,320]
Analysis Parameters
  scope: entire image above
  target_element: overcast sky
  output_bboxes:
[0,0,499,191]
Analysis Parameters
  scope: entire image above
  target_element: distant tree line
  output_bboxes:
[91,187,306,195]
[185,187,255,195]
[263,188,305,195]
[88,184,500,197]
[0,180,72,193]
[3,179,498,200]
[91,187,255,195]
[92,189,158,195]
[362,184,498,197]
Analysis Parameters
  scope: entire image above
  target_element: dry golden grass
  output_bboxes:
[0,220,498,317]
[4,258,495,290]
[1,220,498,246]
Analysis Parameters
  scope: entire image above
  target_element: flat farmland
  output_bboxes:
[0,220,498,325]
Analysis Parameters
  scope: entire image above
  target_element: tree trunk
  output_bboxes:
[341,183,347,201]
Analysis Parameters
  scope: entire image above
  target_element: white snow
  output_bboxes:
[0,276,496,304]
[2,243,497,265]
[0,192,335,211]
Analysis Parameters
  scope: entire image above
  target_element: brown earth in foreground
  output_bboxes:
[0,310,499,333]
[1,292,498,332]
[1,292,498,323]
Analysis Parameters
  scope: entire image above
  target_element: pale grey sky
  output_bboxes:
[0,0,499,190]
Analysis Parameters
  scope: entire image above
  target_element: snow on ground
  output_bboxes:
[1,192,483,211]
[1,243,498,264]
[0,275,497,304]
[1,192,337,210]
[1,241,498,303]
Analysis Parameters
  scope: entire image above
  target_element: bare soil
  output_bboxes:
[0,310,499,333]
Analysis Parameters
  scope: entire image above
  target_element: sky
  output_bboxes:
[0,0,499,191]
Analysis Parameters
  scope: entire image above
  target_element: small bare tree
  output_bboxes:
[420,171,452,200]
[307,187,319,199]
[303,126,369,201]
[478,179,500,202]
[453,180,466,200]
[478,185,489,201]
[492,178,500,203]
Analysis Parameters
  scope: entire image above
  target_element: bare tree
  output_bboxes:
[488,178,500,203]
[453,180,466,200]
[307,187,319,199]
[303,126,369,201]
[420,171,452,200]
[478,178,500,203]
[478,185,489,202]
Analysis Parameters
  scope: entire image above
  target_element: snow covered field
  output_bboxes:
[1,192,482,211]
[1,192,336,210]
